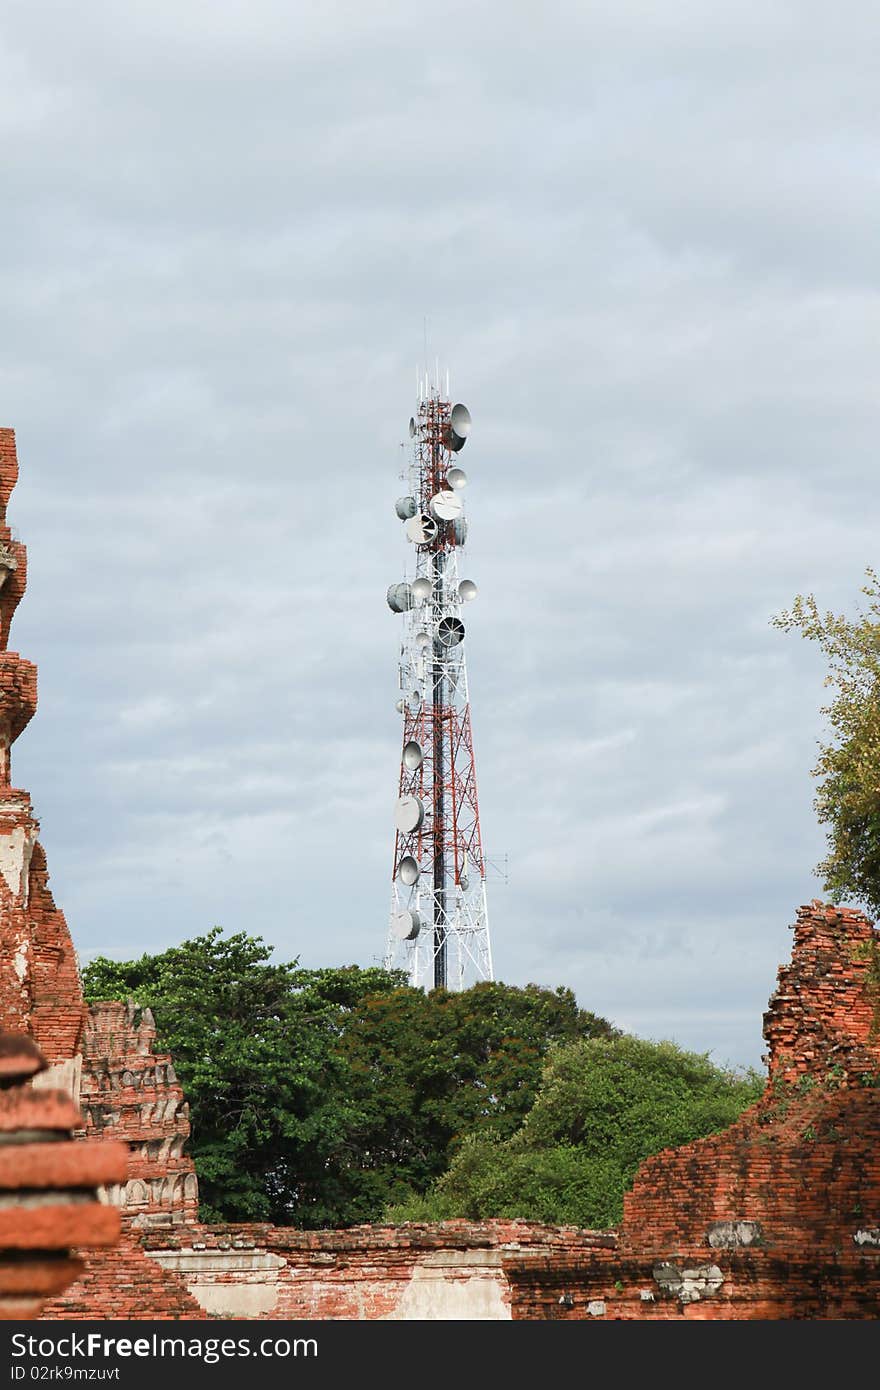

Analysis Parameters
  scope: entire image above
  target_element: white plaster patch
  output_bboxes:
[654,1262,724,1304]
[152,1250,285,1275]
[384,1257,511,1320]
[0,825,30,901]
[149,1248,286,1318]
[418,1250,503,1269]
[853,1229,880,1247]
[13,942,28,981]
[20,832,35,907]
[186,1283,280,1318]
[707,1220,762,1249]
[32,1055,82,1106]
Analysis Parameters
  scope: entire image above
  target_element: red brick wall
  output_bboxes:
[43,1235,206,1321]
[141,1221,614,1321]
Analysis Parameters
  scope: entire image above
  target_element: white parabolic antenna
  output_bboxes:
[402,740,423,770]
[437,616,465,648]
[386,582,412,613]
[450,403,472,439]
[458,579,477,602]
[411,576,431,602]
[392,907,421,941]
[430,490,463,522]
[397,855,420,886]
[395,496,417,520]
[446,467,467,490]
[395,795,424,833]
[405,512,438,544]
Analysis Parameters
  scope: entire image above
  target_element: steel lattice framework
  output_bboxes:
[384,380,493,990]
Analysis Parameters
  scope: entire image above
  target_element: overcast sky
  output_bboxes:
[3,1,878,1069]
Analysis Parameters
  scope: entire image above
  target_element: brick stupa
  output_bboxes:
[0,431,84,1066]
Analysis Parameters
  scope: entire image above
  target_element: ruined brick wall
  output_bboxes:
[42,1235,207,1321]
[763,901,880,1084]
[142,1221,614,1321]
[505,901,880,1319]
[20,843,88,1070]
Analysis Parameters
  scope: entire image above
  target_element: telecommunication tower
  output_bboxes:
[384,371,493,991]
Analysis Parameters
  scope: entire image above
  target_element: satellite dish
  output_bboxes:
[445,427,467,452]
[409,417,417,438]
[395,496,417,520]
[405,512,439,544]
[452,516,468,546]
[403,740,423,770]
[409,688,422,713]
[411,576,432,602]
[395,698,406,713]
[386,582,412,613]
[395,795,424,833]
[458,579,478,603]
[397,855,420,886]
[391,907,421,941]
[446,467,467,490]
[437,616,465,648]
[415,630,430,649]
[430,490,463,522]
[450,403,471,438]
[460,851,470,891]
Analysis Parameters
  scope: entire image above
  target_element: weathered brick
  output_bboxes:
[0,1140,127,1189]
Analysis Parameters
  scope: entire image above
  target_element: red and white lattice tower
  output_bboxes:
[385,372,493,990]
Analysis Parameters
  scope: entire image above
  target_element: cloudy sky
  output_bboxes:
[3,0,878,1069]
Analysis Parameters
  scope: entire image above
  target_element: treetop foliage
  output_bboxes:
[389,1035,763,1229]
[773,569,880,915]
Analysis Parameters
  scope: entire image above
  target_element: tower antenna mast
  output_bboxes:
[385,375,493,990]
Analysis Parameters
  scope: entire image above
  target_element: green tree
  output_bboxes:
[389,1035,763,1228]
[773,569,880,914]
[83,934,614,1227]
[329,981,615,1215]
[82,931,403,1224]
